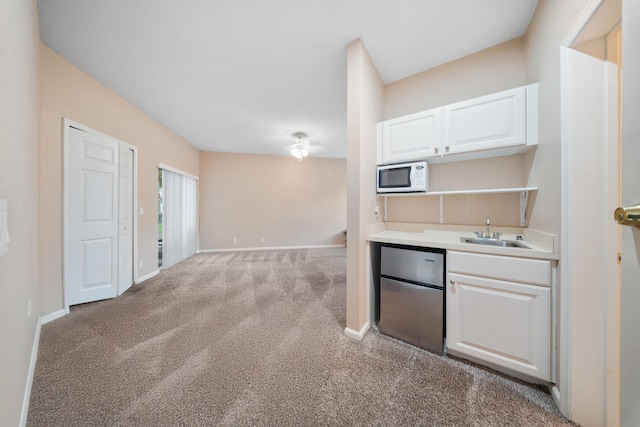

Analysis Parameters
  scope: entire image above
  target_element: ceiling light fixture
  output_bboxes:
[290,133,310,161]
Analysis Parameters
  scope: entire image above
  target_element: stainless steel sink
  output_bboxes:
[459,237,530,249]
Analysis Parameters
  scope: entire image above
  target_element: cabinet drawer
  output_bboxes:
[448,251,550,286]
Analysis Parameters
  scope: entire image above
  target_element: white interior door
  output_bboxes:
[66,127,119,305]
[619,1,640,424]
[118,144,134,295]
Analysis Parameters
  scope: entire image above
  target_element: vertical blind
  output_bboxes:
[162,168,197,269]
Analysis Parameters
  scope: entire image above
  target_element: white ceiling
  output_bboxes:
[38,0,539,158]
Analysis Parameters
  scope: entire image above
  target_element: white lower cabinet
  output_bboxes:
[446,251,551,381]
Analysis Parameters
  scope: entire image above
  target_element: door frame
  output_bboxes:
[118,141,137,295]
[559,0,621,423]
[63,118,139,311]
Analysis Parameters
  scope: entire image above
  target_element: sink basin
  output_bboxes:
[459,237,530,249]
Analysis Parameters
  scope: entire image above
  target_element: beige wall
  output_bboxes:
[385,156,527,226]
[346,39,384,334]
[524,0,595,422]
[385,37,526,119]
[383,38,529,228]
[523,0,593,237]
[380,1,613,423]
[377,3,601,423]
[39,44,200,315]
[0,0,41,425]
[199,152,346,249]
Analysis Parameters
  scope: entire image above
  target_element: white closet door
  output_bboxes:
[67,127,119,305]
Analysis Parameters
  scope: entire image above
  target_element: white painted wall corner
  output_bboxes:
[19,317,41,427]
[344,322,370,341]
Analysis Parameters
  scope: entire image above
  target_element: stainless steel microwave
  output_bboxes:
[377,161,428,193]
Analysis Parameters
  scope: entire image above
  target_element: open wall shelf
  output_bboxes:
[377,187,538,226]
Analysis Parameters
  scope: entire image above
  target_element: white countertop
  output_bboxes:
[367,222,558,260]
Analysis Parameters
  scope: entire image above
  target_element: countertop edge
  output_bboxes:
[367,226,559,261]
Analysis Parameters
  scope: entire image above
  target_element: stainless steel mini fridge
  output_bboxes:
[379,245,445,355]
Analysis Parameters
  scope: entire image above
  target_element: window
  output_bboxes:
[158,166,198,269]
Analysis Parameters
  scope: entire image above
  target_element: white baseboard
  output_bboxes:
[198,244,344,254]
[552,385,561,408]
[344,322,370,341]
[134,269,159,284]
[40,309,66,325]
[20,317,41,427]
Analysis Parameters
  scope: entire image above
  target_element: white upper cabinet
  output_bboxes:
[377,84,538,165]
[443,87,526,155]
[378,108,442,164]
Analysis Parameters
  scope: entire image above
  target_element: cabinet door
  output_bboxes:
[446,272,550,381]
[442,87,526,155]
[381,108,442,164]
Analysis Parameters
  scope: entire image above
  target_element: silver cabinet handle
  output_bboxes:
[445,146,450,153]
[450,280,455,285]
[434,147,439,154]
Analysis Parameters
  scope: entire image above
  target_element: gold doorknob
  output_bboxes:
[614,204,640,227]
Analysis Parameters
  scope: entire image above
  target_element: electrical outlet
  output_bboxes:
[233,238,237,244]
[27,298,32,318]
[139,259,144,269]
[260,237,264,243]
[139,207,144,215]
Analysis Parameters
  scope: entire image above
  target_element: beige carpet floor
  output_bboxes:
[28,248,574,426]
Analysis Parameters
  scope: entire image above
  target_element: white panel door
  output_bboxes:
[443,87,525,155]
[620,2,640,424]
[447,272,550,381]
[67,127,119,305]
[118,145,133,295]
[381,108,442,164]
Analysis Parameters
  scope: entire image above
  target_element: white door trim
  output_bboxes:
[157,162,199,181]
[558,44,573,418]
[63,118,138,311]
[558,1,610,412]
[559,0,621,422]
[118,141,137,295]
